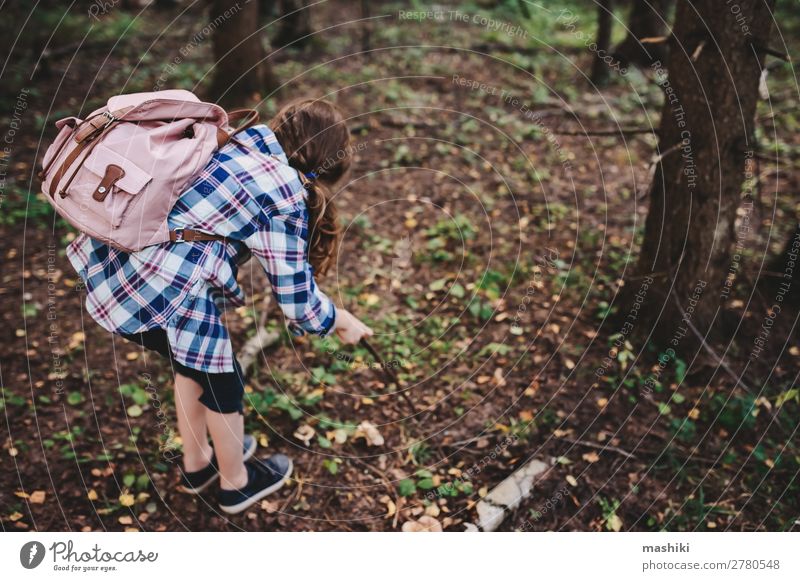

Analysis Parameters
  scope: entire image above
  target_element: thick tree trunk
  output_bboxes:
[590,0,614,85]
[614,0,672,68]
[624,0,776,348]
[208,0,279,107]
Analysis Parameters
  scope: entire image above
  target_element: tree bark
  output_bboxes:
[624,0,776,348]
[208,0,279,107]
[273,0,314,48]
[590,0,614,85]
[614,0,672,68]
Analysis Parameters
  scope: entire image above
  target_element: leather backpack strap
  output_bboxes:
[216,108,260,148]
[169,228,227,243]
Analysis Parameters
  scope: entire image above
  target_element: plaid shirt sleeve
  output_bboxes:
[245,209,336,337]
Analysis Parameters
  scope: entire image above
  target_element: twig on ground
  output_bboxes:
[238,294,280,375]
[563,437,638,460]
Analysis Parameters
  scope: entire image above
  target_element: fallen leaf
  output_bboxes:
[87,490,98,501]
[67,331,85,351]
[29,490,46,504]
[566,475,578,487]
[118,515,133,525]
[402,515,443,532]
[491,367,507,387]
[355,421,384,447]
[293,424,316,446]
[424,504,440,517]
[582,452,600,463]
[379,496,397,519]
[119,493,135,507]
[607,513,623,532]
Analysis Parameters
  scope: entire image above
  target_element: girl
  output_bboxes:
[67,98,373,514]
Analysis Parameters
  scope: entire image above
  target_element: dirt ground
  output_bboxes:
[1,1,799,532]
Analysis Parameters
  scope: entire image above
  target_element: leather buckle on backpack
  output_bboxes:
[93,164,125,202]
[173,228,185,242]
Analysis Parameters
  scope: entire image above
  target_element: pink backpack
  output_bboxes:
[39,90,258,252]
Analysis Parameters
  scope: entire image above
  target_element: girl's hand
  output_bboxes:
[334,308,374,345]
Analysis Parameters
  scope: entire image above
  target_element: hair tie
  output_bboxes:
[304,171,318,181]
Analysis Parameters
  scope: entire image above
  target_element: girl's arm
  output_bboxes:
[244,210,372,344]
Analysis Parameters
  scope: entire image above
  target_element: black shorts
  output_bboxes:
[120,328,245,414]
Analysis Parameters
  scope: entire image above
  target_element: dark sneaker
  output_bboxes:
[218,454,293,514]
[179,434,257,494]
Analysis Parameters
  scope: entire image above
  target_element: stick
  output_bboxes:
[563,437,638,460]
[359,338,419,424]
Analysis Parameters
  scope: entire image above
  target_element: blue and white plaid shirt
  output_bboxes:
[67,125,336,373]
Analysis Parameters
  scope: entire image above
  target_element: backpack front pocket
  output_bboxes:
[81,143,153,228]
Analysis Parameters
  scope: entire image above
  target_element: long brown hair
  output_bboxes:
[268,98,351,276]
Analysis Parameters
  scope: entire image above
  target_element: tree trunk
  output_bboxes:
[208,0,279,107]
[614,0,672,68]
[273,0,314,48]
[624,0,776,348]
[590,0,614,85]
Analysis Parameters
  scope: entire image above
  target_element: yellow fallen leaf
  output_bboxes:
[566,475,578,487]
[118,515,133,525]
[362,293,380,306]
[14,491,29,499]
[29,490,46,504]
[126,352,139,361]
[67,331,85,351]
[607,513,623,532]
[597,397,609,408]
[384,499,397,519]
[119,493,135,507]
[87,489,98,501]
[9,511,23,521]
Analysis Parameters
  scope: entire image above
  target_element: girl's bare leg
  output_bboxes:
[174,373,214,472]
[205,409,248,490]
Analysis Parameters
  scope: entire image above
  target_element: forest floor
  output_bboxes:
[1,1,799,532]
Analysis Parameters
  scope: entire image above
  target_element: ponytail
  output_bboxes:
[269,98,351,276]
